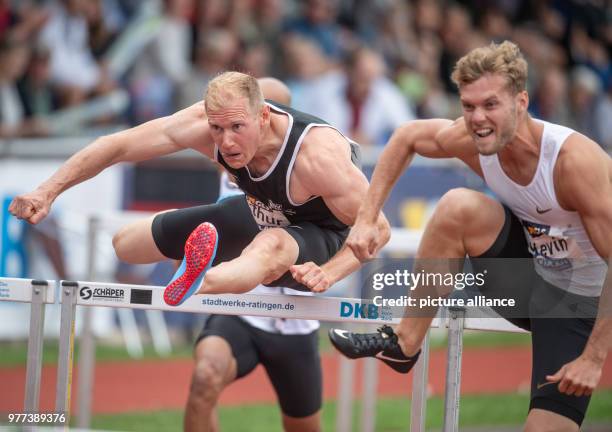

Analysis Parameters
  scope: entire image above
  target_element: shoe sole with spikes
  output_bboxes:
[163,222,218,306]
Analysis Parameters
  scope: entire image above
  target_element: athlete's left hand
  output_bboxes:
[545,354,603,397]
[290,262,331,293]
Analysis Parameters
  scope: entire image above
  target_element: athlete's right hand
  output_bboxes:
[346,219,381,262]
[8,190,54,224]
[290,262,332,293]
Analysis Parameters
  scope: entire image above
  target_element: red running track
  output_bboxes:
[2,346,612,414]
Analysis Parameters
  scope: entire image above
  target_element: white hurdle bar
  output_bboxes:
[0,277,55,412]
[1,274,528,431]
[54,278,432,425]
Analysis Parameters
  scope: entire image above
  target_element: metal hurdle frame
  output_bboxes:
[77,214,435,432]
[2,275,531,431]
[1,218,529,431]
[0,277,55,412]
[54,278,421,426]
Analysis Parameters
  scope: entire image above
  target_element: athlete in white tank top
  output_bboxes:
[307,41,612,430]
[479,120,607,296]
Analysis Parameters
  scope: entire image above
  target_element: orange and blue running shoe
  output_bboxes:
[163,222,218,306]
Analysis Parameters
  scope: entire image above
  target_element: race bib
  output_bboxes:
[522,220,584,270]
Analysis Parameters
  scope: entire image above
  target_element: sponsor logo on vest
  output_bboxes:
[80,286,125,302]
[536,206,552,214]
[246,195,291,228]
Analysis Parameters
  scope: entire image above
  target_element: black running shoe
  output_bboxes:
[328,325,421,374]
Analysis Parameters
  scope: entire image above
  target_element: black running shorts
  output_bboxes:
[469,205,598,426]
[151,195,348,291]
[196,314,322,418]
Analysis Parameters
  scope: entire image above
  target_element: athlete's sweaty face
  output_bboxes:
[460,73,527,155]
[207,97,265,168]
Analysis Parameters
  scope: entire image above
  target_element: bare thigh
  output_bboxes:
[417,188,506,259]
[112,210,174,264]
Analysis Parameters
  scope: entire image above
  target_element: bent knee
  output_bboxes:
[112,226,132,261]
[432,188,501,229]
[112,214,169,264]
[254,229,289,253]
[190,358,228,400]
[436,188,484,218]
[249,229,298,263]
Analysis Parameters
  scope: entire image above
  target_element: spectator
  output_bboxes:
[17,43,59,120]
[310,46,414,146]
[38,0,115,106]
[177,28,239,108]
[128,0,194,122]
[529,66,571,125]
[240,40,273,78]
[568,65,601,136]
[83,0,123,59]
[282,35,332,113]
[594,79,612,151]
[283,0,345,61]
[0,0,48,44]
[0,36,48,137]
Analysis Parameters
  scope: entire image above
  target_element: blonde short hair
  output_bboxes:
[451,41,528,94]
[205,71,264,114]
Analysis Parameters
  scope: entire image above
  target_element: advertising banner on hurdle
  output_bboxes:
[0,278,55,304]
[70,280,406,324]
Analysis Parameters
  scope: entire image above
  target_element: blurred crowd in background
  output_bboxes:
[0,0,610,148]
[0,0,610,347]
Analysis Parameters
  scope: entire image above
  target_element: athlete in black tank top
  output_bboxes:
[216,101,361,232]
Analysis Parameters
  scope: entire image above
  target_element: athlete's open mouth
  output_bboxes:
[474,128,494,138]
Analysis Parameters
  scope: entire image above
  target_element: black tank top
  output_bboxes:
[215,101,361,231]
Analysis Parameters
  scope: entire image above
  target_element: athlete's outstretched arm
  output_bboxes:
[546,134,612,397]
[9,76,290,225]
[291,119,474,291]
[289,127,388,291]
[348,118,468,261]
[9,103,212,224]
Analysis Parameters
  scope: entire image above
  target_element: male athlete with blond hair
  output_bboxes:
[10,73,385,308]
[294,41,612,431]
[10,75,379,431]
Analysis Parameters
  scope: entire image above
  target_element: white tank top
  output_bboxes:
[479,120,606,296]
[219,172,320,334]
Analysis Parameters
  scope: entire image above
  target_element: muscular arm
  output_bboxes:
[290,119,474,290]
[42,103,212,200]
[9,103,213,223]
[289,128,377,288]
[11,77,291,224]
[359,118,471,224]
[551,133,612,394]
[348,118,476,261]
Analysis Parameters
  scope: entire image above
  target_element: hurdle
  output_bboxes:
[52,278,416,421]
[0,277,55,412]
[443,307,528,432]
[3,275,534,431]
[65,213,444,432]
[75,212,435,432]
